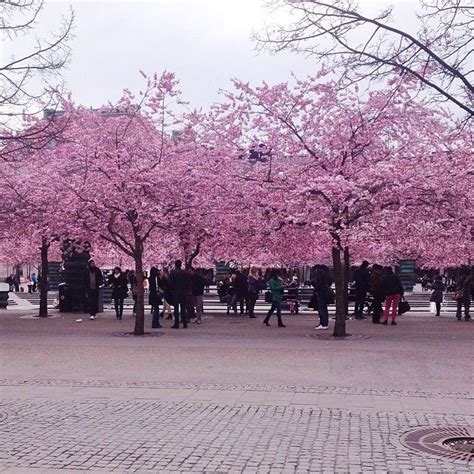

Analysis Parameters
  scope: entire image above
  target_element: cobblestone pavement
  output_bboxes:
[1,380,473,473]
[0,387,473,473]
[1,311,473,472]
[0,378,470,399]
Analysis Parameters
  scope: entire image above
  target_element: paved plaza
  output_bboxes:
[0,309,473,472]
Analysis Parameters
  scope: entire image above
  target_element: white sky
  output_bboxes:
[5,0,418,110]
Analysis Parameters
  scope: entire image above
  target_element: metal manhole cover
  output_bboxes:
[20,314,62,319]
[443,437,474,454]
[305,333,371,340]
[400,426,474,464]
[0,412,8,423]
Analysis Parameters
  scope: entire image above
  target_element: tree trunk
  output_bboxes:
[38,239,49,318]
[332,246,346,337]
[185,241,201,268]
[343,246,350,317]
[14,265,21,291]
[133,239,145,336]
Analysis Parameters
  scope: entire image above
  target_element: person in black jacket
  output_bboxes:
[108,266,128,320]
[192,269,207,324]
[224,274,238,315]
[159,267,173,319]
[313,265,332,330]
[247,266,261,318]
[381,267,404,325]
[5,274,15,292]
[234,270,248,315]
[84,259,104,320]
[168,260,189,328]
[455,267,472,321]
[353,261,370,319]
[185,266,196,321]
[430,275,446,317]
[370,264,385,324]
[148,266,162,328]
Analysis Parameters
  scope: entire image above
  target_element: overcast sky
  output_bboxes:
[7,0,417,110]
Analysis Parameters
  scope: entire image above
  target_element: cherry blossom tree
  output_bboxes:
[45,72,235,335]
[211,73,461,336]
[43,73,184,334]
[1,66,470,338]
[0,128,71,317]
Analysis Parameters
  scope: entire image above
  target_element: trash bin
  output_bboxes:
[58,282,74,312]
[0,282,9,309]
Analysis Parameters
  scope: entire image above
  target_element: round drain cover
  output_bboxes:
[400,426,474,464]
[20,314,62,319]
[443,437,474,454]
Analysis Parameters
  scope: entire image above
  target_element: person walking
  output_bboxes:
[148,267,162,328]
[247,267,261,318]
[234,270,248,315]
[192,269,206,324]
[263,269,286,327]
[455,268,472,321]
[381,267,404,325]
[430,275,446,317]
[108,266,128,320]
[84,259,104,320]
[354,260,370,319]
[313,265,332,330]
[370,264,385,324]
[287,275,299,314]
[169,260,189,328]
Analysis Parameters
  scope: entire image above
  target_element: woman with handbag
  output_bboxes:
[430,275,445,317]
[381,267,404,325]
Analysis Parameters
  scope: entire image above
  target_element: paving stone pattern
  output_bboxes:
[0,379,470,400]
[0,396,473,473]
